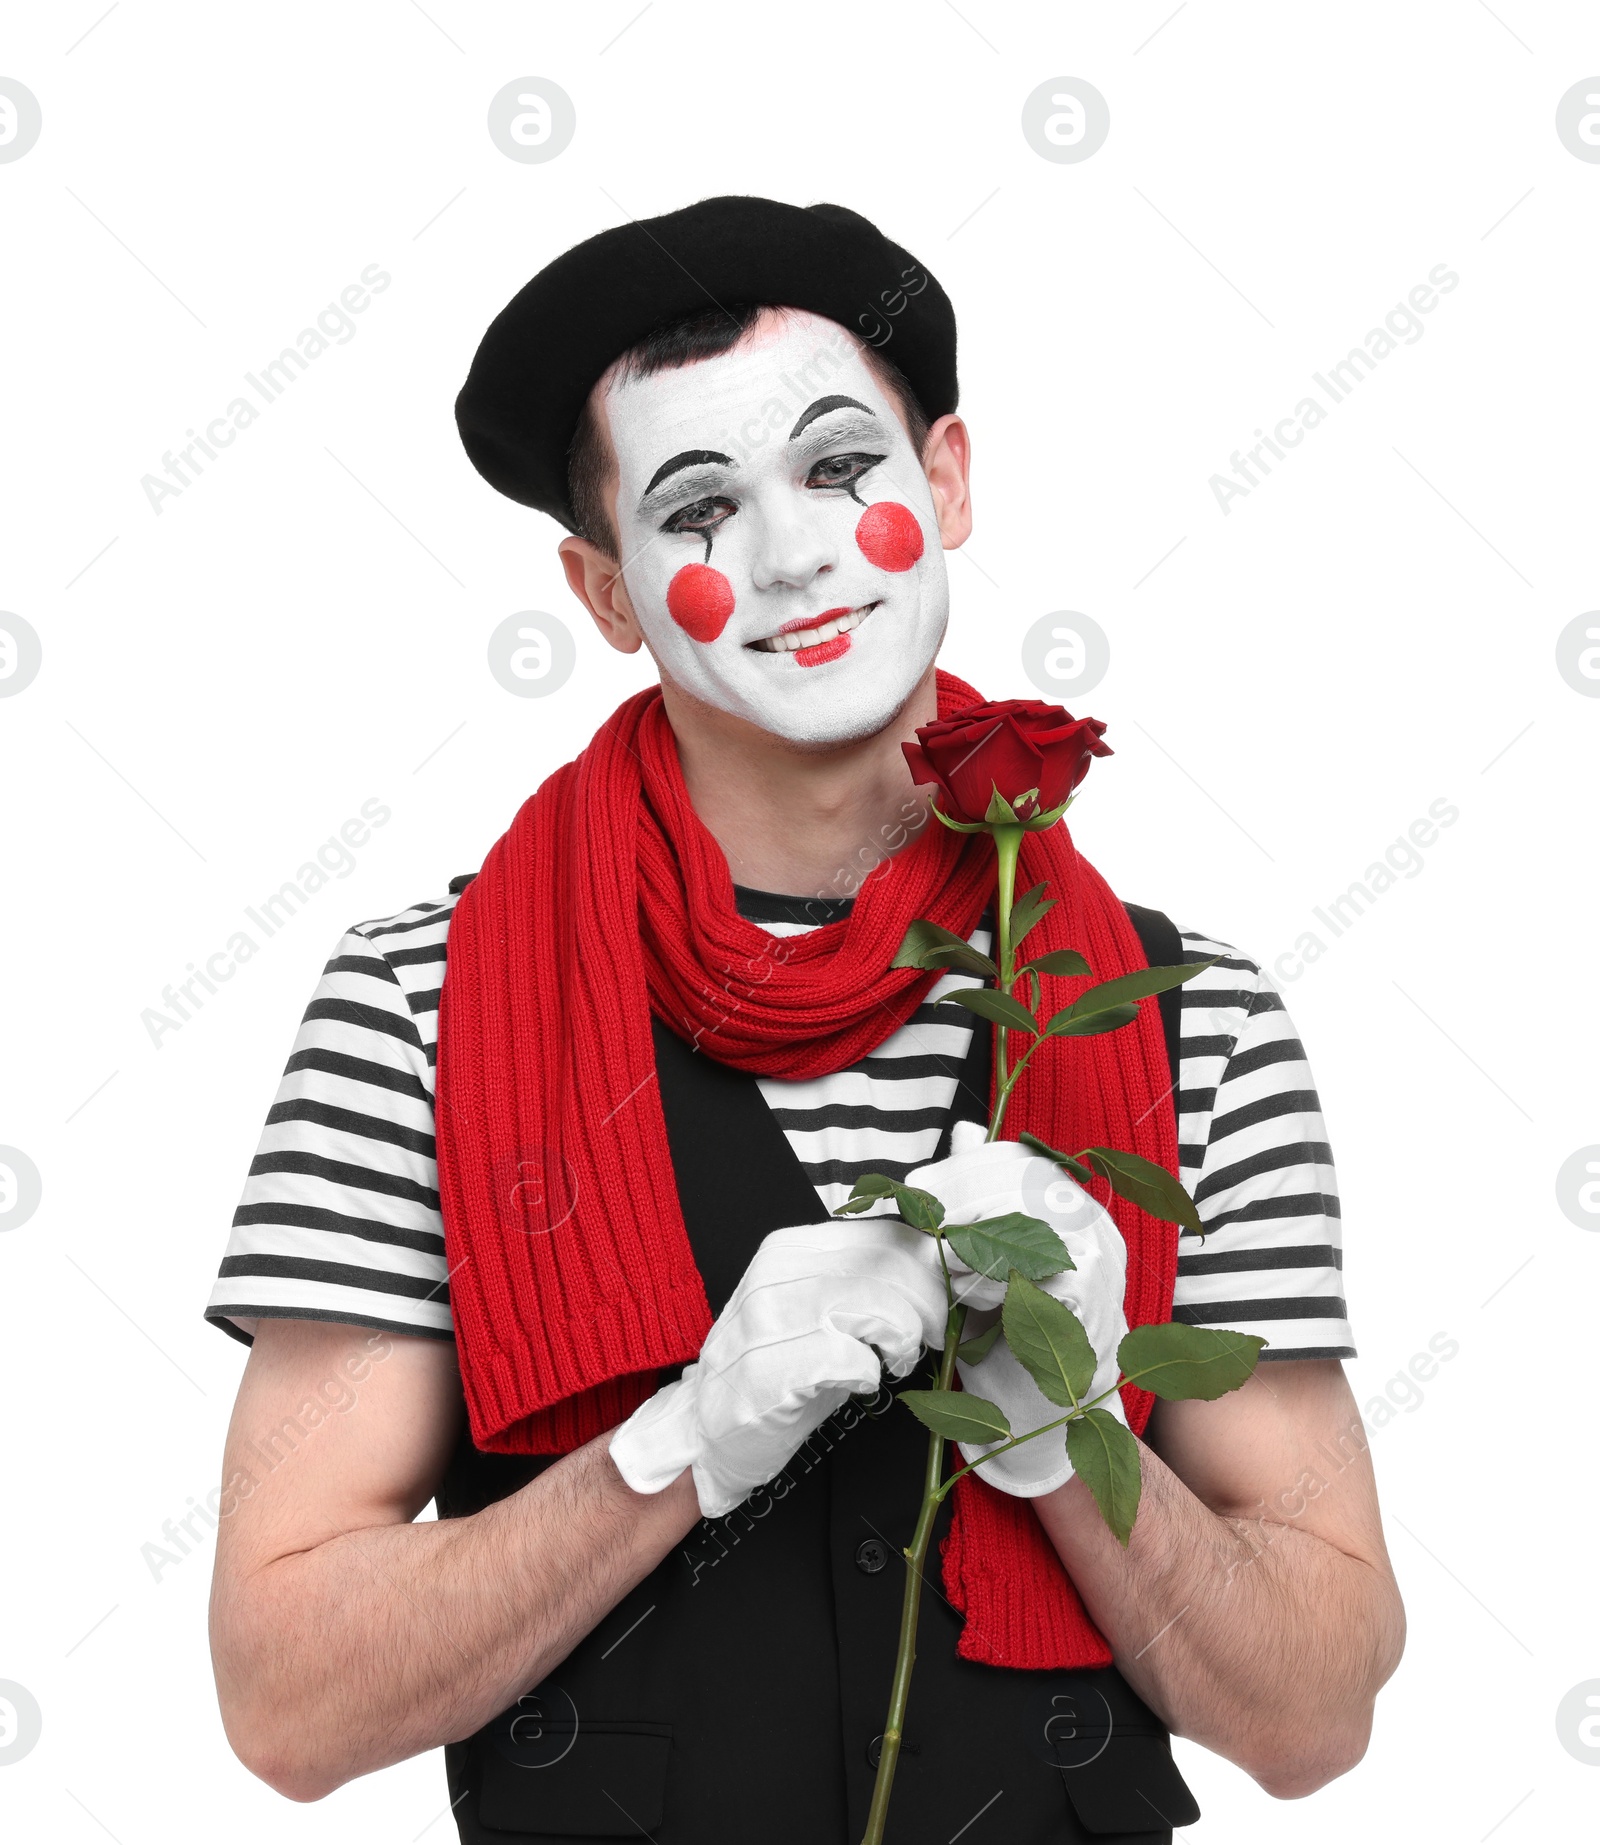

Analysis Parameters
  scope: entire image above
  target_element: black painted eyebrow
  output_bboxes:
[642,448,734,499]
[788,395,879,441]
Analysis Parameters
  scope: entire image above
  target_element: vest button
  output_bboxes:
[855,1538,889,1575]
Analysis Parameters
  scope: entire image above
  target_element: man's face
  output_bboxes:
[602,309,951,746]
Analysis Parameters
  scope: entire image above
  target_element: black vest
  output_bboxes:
[436,893,1201,1844]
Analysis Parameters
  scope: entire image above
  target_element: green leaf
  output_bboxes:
[831,1173,945,1232]
[890,919,999,981]
[1020,948,1093,978]
[1077,1147,1203,1235]
[956,1318,1003,1365]
[936,988,1039,1034]
[1062,958,1219,1015]
[1044,1001,1140,1038]
[1017,1131,1100,1189]
[1017,1129,1067,1161]
[946,1213,1072,1282]
[900,1388,1011,1445]
[930,804,991,835]
[1008,881,1056,950]
[833,1172,896,1216]
[985,786,1020,825]
[1115,1322,1268,1401]
[886,1182,946,1233]
[1065,1409,1143,1545]
[1023,793,1075,832]
[846,1173,896,1199]
[1002,1272,1096,1407]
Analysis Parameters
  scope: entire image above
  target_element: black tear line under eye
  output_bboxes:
[658,502,728,565]
[812,451,887,508]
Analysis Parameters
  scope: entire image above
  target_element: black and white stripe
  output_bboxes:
[209,899,456,1340]
[205,901,1354,1360]
[1172,931,1351,1358]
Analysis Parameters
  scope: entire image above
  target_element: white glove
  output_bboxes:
[906,1121,1130,1498]
[608,1219,949,1518]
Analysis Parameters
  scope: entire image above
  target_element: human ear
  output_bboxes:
[558,535,644,654]
[920,414,973,550]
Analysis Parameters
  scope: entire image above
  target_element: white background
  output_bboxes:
[2,2,1597,1839]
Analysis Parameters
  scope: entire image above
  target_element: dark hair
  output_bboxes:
[566,302,932,557]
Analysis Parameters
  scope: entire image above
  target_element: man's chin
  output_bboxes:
[670,661,940,755]
[763,687,927,752]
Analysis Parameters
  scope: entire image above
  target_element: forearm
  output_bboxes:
[211,1433,700,1801]
[1033,1440,1405,1797]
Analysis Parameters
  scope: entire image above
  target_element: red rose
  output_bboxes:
[902,699,1112,824]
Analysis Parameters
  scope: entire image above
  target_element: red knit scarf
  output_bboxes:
[435,671,1180,1670]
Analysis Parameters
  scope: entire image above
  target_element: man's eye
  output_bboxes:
[806,451,886,490]
[661,496,735,536]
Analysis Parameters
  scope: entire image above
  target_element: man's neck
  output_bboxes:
[660,664,941,900]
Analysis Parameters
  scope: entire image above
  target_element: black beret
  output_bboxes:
[454,193,958,532]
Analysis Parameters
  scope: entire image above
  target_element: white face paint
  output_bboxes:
[603,309,950,746]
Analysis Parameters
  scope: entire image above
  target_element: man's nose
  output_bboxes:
[746,493,836,592]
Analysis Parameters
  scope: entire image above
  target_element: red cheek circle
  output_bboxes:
[854,500,925,573]
[665,564,736,643]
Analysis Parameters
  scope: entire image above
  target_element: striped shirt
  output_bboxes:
[206,889,1354,1361]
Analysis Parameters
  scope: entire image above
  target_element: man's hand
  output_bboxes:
[610,1219,949,1516]
[907,1121,1130,1496]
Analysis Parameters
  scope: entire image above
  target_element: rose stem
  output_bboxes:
[986,823,1024,1144]
[859,1293,967,1845]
